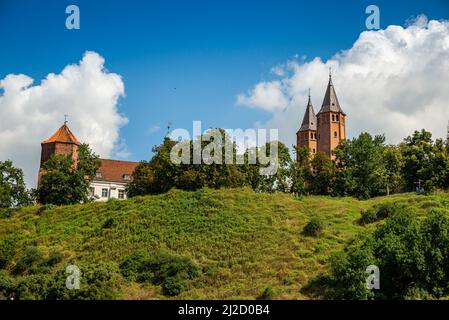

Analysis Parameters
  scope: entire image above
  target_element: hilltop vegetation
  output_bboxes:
[1,188,448,300]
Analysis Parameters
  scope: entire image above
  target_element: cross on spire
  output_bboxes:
[64,114,68,126]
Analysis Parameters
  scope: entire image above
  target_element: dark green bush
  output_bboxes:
[257,286,275,300]
[0,236,18,269]
[324,206,449,300]
[120,251,199,296]
[102,217,116,229]
[302,218,324,237]
[359,208,377,225]
[162,275,186,296]
[37,204,57,215]
[12,247,43,275]
[45,251,64,267]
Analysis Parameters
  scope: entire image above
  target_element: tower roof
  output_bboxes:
[298,93,317,132]
[318,74,345,115]
[42,124,80,145]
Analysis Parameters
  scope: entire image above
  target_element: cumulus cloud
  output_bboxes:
[0,51,127,187]
[236,16,449,149]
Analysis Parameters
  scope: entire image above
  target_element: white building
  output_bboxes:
[89,159,139,201]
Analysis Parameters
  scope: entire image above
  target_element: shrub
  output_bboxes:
[12,247,43,275]
[323,206,449,300]
[120,251,199,296]
[162,275,186,296]
[359,208,377,225]
[257,286,275,300]
[0,236,18,269]
[302,218,324,237]
[102,217,115,229]
[45,251,64,267]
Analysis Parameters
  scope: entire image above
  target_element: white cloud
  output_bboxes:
[236,81,289,111]
[0,51,127,187]
[236,16,449,149]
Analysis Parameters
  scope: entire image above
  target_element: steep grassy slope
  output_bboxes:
[0,188,448,299]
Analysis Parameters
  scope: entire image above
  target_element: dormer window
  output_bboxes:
[95,172,102,178]
[123,174,131,181]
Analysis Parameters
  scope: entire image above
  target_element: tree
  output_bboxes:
[333,133,387,199]
[309,152,335,195]
[383,146,405,195]
[37,144,100,205]
[0,160,32,208]
[290,146,311,195]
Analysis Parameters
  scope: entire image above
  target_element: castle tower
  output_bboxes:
[296,90,317,158]
[38,121,80,184]
[316,72,346,159]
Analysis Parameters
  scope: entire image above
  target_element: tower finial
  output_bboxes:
[308,88,311,98]
[329,67,332,80]
[64,114,68,126]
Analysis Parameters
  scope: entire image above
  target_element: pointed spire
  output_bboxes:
[318,71,345,115]
[299,90,317,132]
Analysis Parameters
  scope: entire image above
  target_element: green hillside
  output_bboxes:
[1,188,448,299]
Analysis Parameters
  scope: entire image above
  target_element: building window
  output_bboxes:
[89,187,95,197]
[95,172,102,178]
[313,148,316,154]
[118,190,125,199]
[332,114,335,122]
[334,131,338,138]
[123,174,131,181]
[310,132,313,139]
[101,188,109,198]
[336,115,339,122]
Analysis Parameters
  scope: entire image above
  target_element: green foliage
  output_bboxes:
[37,144,100,205]
[326,204,449,299]
[309,152,335,195]
[127,130,293,196]
[257,286,275,300]
[0,235,18,269]
[359,203,407,225]
[400,129,449,192]
[302,218,324,237]
[0,160,32,208]
[1,187,448,299]
[120,251,199,296]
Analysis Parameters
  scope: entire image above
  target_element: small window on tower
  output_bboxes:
[332,115,335,122]
[334,131,338,138]
[336,115,339,122]
[313,148,316,153]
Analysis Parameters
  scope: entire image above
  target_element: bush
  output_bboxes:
[45,251,64,267]
[102,217,115,229]
[0,236,18,269]
[162,275,186,296]
[359,202,407,225]
[120,251,199,296]
[323,206,449,300]
[302,218,324,237]
[359,208,377,225]
[257,286,275,300]
[12,247,43,275]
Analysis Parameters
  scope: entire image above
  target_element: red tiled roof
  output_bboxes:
[42,124,80,145]
[95,159,139,183]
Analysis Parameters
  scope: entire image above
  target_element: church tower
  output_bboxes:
[316,72,346,159]
[38,121,80,184]
[296,90,317,158]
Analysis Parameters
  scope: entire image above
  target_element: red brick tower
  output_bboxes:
[38,121,80,184]
[316,72,346,159]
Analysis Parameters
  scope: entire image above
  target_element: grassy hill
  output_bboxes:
[1,188,448,299]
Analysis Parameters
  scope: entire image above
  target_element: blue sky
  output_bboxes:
[1,0,449,164]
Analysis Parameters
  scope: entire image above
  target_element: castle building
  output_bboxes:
[39,123,139,201]
[297,73,346,159]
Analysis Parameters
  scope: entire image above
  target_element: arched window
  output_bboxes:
[334,131,338,138]
[336,115,339,122]
[332,114,335,122]
[313,148,316,153]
